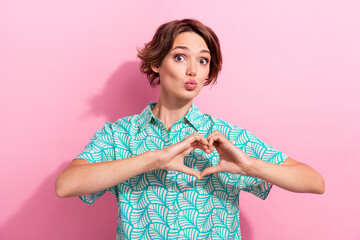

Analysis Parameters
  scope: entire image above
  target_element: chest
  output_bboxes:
[113,121,215,159]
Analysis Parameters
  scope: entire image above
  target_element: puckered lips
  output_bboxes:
[185,79,197,91]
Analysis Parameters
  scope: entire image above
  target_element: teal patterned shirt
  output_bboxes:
[77,102,288,240]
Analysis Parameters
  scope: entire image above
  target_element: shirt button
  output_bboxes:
[169,204,178,213]
[173,205,179,213]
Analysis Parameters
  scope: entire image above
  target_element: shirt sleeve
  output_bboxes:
[75,122,117,204]
[229,126,288,200]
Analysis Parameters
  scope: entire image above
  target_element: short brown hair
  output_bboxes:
[137,19,222,87]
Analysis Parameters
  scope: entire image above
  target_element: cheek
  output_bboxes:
[200,66,210,80]
[162,64,184,80]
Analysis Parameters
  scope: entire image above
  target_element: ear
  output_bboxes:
[150,64,159,73]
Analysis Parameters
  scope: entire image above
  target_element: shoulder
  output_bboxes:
[108,113,143,133]
[96,113,142,135]
[97,102,153,135]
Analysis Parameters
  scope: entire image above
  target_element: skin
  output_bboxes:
[55,31,325,198]
[152,32,325,193]
[150,31,210,131]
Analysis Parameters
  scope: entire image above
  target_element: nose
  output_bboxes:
[186,59,197,77]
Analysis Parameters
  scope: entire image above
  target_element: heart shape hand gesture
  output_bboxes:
[157,131,254,179]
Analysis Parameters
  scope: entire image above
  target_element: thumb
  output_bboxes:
[200,165,221,178]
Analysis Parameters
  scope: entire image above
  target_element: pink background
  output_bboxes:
[1,0,359,239]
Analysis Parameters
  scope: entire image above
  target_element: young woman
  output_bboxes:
[56,19,325,240]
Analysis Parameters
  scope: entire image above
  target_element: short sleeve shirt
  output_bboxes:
[76,102,288,240]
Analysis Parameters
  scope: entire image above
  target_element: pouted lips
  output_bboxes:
[185,80,197,91]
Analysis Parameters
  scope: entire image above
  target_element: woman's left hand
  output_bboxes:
[200,130,255,178]
[199,131,326,194]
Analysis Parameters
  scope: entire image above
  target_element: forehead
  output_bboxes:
[171,32,209,51]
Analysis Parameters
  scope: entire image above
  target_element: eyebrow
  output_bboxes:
[171,46,210,55]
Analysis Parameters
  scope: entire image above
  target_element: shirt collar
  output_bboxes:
[139,102,204,131]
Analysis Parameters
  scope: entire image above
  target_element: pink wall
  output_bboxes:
[1,1,359,239]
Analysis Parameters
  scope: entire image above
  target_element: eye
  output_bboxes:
[174,54,185,62]
[199,58,209,65]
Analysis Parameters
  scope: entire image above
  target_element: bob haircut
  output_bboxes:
[137,19,222,87]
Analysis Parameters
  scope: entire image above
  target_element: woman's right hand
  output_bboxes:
[155,132,211,179]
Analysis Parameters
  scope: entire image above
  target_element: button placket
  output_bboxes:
[155,119,170,147]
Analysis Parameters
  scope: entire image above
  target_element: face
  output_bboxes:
[151,31,211,101]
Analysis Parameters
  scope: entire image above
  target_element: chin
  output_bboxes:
[183,91,201,100]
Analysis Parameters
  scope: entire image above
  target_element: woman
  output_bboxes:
[56,19,325,239]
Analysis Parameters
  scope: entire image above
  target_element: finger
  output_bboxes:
[200,165,221,178]
[168,133,209,158]
[191,141,203,150]
[208,134,226,150]
[182,144,197,156]
[190,138,211,154]
[187,133,210,153]
[212,131,230,144]
[207,130,220,139]
[198,134,209,146]
[208,137,214,150]
[172,134,200,155]
[179,166,201,179]
[195,142,212,154]
[193,133,209,146]
[207,131,220,146]
[208,136,218,152]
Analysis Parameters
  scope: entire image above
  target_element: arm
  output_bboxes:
[55,151,157,198]
[248,157,325,194]
[55,132,210,198]
[200,130,325,194]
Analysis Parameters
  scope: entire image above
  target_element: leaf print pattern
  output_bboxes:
[76,102,288,239]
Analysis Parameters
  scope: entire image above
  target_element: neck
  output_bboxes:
[152,93,193,131]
